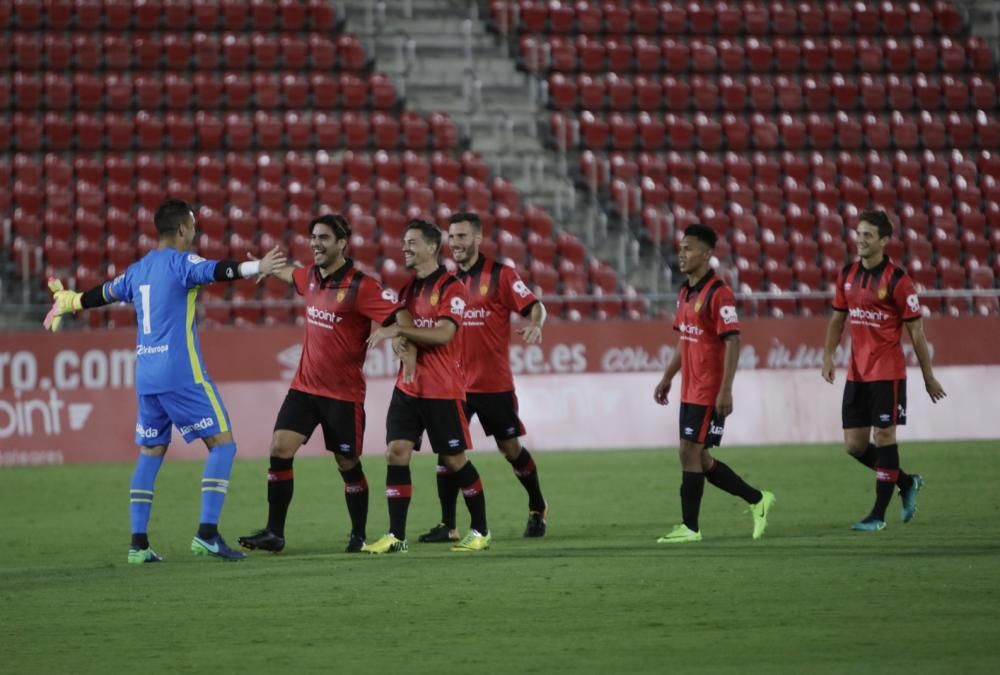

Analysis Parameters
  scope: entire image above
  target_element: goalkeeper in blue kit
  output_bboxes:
[44,199,286,563]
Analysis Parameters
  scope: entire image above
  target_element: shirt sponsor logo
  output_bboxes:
[135,423,159,439]
[464,307,491,322]
[720,305,738,325]
[413,317,437,328]
[306,305,342,328]
[677,322,705,336]
[848,307,891,324]
[136,344,170,355]
[178,417,214,435]
[450,297,467,316]
[512,280,531,298]
[187,254,207,264]
[906,294,920,313]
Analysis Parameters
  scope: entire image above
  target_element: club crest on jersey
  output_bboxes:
[430,291,440,305]
[480,284,489,296]
[878,287,887,300]
[336,289,347,302]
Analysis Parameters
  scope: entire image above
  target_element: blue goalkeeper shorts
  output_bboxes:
[134,381,232,446]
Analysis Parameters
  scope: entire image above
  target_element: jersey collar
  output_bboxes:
[860,255,890,276]
[456,255,486,280]
[313,258,355,288]
[682,268,716,295]
[414,264,446,289]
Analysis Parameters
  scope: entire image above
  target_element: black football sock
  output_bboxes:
[454,461,488,535]
[266,456,295,537]
[339,463,369,540]
[706,460,763,504]
[131,533,149,549]
[870,444,900,521]
[855,442,913,490]
[508,447,547,512]
[436,457,459,530]
[680,471,705,532]
[196,523,218,540]
[853,443,879,469]
[386,464,412,540]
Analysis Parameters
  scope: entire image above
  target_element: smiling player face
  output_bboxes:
[855,221,886,262]
[448,221,482,267]
[402,228,438,270]
[310,222,347,270]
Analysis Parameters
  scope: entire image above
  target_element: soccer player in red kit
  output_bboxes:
[364,219,493,554]
[822,210,946,531]
[238,215,411,554]
[416,213,549,544]
[654,224,775,543]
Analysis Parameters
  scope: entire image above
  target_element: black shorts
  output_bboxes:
[678,402,725,448]
[842,379,907,429]
[273,388,365,458]
[465,391,526,441]
[385,387,472,455]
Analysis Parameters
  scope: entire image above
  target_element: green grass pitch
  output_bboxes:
[1,442,998,674]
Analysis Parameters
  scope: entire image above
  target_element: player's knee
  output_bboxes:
[270,443,297,459]
[139,444,167,458]
[496,438,521,461]
[334,455,359,471]
[872,427,897,447]
[440,453,467,473]
[204,431,233,449]
[386,442,411,465]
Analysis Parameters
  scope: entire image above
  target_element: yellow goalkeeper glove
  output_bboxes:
[42,278,83,332]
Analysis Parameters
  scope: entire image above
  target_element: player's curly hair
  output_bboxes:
[448,212,482,231]
[405,219,442,253]
[154,199,194,236]
[683,223,718,249]
[310,214,351,240]
[859,210,893,239]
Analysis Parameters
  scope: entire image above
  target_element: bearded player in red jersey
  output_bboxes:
[238,215,412,554]
[654,224,775,543]
[415,213,549,545]
[364,219,493,554]
[822,210,946,532]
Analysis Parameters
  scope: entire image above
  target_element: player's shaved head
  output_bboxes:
[154,199,195,237]
[683,223,718,250]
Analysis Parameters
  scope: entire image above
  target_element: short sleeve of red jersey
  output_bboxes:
[892,272,923,320]
[832,267,848,311]
[438,279,468,326]
[712,285,741,338]
[356,276,401,326]
[498,265,538,315]
[291,267,309,296]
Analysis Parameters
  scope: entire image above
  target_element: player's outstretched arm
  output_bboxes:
[821,310,847,383]
[205,246,286,285]
[654,342,682,405]
[516,301,547,344]
[42,278,115,331]
[904,318,947,403]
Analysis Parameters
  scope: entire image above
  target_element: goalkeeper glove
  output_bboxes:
[43,278,83,332]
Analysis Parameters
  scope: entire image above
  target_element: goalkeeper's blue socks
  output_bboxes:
[197,442,237,540]
[129,452,165,549]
